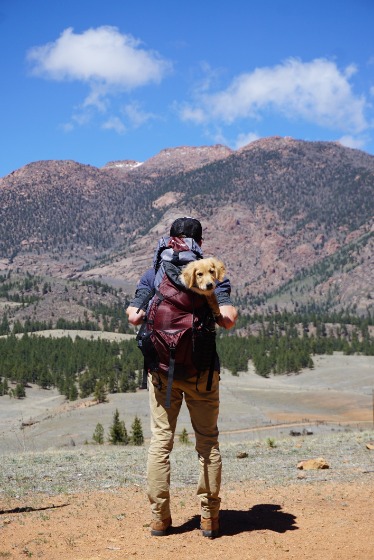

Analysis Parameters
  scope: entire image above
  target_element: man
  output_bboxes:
[126,217,237,538]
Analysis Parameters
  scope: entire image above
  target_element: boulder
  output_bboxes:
[297,457,330,470]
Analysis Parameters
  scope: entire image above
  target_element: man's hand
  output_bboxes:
[215,305,238,329]
[126,306,146,326]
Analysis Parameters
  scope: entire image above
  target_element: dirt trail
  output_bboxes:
[1,481,373,559]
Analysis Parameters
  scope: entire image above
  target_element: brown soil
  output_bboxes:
[1,480,373,560]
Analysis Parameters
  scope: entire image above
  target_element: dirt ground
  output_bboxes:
[1,480,373,559]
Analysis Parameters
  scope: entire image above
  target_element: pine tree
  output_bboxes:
[119,372,129,393]
[130,415,144,446]
[38,365,52,389]
[3,377,9,395]
[14,383,26,399]
[79,370,96,398]
[94,379,108,403]
[68,382,78,401]
[179,428,191,445]
[0,314,10,335]
[92,423,104,444]
[108,408,128,445]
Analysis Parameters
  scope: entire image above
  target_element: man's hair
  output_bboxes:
[169,217,203,242]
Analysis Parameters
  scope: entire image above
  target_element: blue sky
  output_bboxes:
[1,0,373,177]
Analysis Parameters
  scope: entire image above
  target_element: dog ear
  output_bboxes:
[214,259,226,282]
[182,263,196,289]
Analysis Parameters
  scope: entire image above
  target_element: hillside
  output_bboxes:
[0,137,373,326]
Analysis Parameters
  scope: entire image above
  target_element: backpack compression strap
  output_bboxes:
[195,347,216,393]
[165,345,176,408]
[206,345,216,391]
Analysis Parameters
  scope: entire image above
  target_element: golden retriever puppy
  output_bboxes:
[180,257,226,319]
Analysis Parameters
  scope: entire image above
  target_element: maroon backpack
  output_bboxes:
[136,269,217,407]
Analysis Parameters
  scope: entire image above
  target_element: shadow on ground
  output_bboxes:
[0,503,69,515]
[170,504,298,537]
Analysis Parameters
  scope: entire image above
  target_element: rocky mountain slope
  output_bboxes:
[0,137,373,322]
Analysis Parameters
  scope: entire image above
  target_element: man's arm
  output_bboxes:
[214,276,238,329]
[126,268,155,326]
[216,304,238,330]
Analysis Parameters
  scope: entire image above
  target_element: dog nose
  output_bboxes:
[206,282,214,290]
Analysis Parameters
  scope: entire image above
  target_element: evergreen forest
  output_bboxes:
[0,308,373,400]
[0,335,142,400]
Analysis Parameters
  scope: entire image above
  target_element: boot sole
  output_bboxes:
[201,529,219,538]
[151,527,171,536]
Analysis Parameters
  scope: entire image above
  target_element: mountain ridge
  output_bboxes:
[0,137,373,322]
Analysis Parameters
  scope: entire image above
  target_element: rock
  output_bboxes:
[297,457,330,470]
[236,452,248,459]
[366,441,374,450]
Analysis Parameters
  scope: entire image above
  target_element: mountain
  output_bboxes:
[0,145,232,257]
[0,137,373,325]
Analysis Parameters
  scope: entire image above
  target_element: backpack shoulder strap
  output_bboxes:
[136,287,155,313]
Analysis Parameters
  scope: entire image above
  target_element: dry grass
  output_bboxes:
[1,430,373,499]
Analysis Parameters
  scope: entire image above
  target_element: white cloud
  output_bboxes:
[27,26,172,108]
[209,128,229,146]
[194,61,225,94]
[102,116,126,134]
[234,132,260,149]
[83,86,110,111]
[179,105,207,124]
[336,135,366,150]
[121,102,156,128]
[181,58,369,134]
[60,122,74,133]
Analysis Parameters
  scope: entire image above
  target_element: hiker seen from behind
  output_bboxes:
[126,217,238,538]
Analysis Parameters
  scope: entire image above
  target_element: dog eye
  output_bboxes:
[209,269,215,274]
[197,272,203,277]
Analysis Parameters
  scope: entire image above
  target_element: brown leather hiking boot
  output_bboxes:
[150,516,172,536]
[201,516,219,538]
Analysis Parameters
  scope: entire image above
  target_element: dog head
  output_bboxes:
[180,257,226,294]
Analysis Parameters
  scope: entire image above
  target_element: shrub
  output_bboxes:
[92,423,104,444]
[130,415,144,446]
[108,409,128,445]
[179,428,191,445]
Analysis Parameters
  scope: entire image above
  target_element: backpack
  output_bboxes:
[136,237,218,407]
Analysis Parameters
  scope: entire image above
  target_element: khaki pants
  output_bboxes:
[147,370,221,521]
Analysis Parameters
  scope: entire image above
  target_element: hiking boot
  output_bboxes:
[201,516,219,538]
[150,516,172,536]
